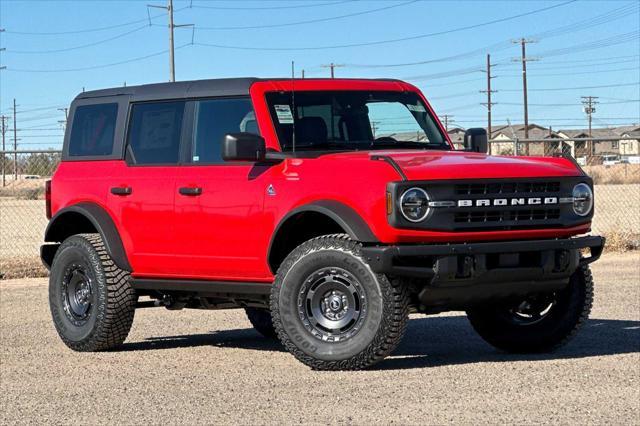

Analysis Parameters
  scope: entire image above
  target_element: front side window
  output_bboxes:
[191,98,256,164]
[265,91,448,152]
[127,101,185,165]
[68,103,118,157]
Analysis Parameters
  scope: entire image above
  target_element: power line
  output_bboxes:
[3,6,188,35]
[195,1,417,30]
[193,0,576,51]
[191,0,352,10]
[4,25,148,54]
[500,82,640,92]
[498,66,640,78]
[4,43,191,73]
[344,4,636,69]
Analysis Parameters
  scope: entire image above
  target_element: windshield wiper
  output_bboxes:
[371,141,445,149]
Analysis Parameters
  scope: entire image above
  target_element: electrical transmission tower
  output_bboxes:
[480,53,498,140]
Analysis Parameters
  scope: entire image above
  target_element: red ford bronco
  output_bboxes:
[42,78,604,370]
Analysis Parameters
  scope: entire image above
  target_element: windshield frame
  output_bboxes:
[250,81,453,154]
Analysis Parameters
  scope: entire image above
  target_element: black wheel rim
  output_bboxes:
[506,293,556,325]
[297,267,367,342]
[61,263,94,325]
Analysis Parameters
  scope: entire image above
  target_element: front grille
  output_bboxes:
[390,177,590,232]
[454,209,561,224]
[455,181,560,195]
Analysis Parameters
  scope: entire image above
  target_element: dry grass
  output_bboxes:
[585,164,640,185]
[0,179,47,200]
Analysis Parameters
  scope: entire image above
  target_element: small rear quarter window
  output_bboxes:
[68,103,118,157]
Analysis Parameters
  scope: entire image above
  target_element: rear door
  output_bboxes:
[172,97,272,281]
[109,100,186,276]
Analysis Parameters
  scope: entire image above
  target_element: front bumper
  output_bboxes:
[361,235,604,312]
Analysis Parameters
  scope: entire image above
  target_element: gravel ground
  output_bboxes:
[1,252,639,425]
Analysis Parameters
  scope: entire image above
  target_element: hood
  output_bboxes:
[319,150,582,181]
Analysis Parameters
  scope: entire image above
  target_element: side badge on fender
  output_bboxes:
[267,184,276,196]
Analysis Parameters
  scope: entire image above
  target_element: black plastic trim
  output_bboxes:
[273,200,378,244]
[131,278,271,295]
[43,203,132,271]
[361,235,605,276]
[371,155,407,181]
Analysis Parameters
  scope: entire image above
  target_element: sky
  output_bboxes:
[0,0,639,150]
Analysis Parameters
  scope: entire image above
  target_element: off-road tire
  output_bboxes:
[245,307,277,338]
[466,264,593,353]
[270,234,410,370]
[49,233,136,351]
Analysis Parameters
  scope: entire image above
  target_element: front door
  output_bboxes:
[173,97,272,281]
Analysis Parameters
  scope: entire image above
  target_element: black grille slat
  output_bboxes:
[454,209,561,223]
[455,181,560,196]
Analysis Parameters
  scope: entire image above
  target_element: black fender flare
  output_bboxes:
[276,200,378,243]
[44,202,131,271]
[267,200,379,272]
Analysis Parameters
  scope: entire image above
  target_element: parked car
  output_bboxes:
[42,78,604,370]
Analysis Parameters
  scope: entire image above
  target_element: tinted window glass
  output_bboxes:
[265,91,448,152]
[191,98,256,164]
[68,103,118,157]
[127,101,185,165]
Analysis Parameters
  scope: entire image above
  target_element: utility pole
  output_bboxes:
[582,96,598,162]
[480,53,498,140]
[1,115,6,187]
[13,99,18,181]
[148,0,192,82]
[58,108,69,132]
[321,63,344,78]
[441,115,454,132]
[301,69,305,79]
[512,38,537,153]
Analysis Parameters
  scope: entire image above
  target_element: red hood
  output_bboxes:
[320,150,582,181]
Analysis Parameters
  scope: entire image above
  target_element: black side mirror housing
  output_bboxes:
[222,133,266,162]
[463,128,488,153]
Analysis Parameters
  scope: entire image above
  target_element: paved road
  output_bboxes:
[1,253,639,425]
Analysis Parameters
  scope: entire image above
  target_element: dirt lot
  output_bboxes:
[1,252,638,425]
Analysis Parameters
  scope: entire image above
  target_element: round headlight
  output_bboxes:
[400,187,430,222]
[572,183,593,216]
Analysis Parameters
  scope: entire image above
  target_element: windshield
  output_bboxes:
[265,91,449,152]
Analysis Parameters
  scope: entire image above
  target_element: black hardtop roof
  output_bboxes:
[74,77,405,102]
[75,77,261,101]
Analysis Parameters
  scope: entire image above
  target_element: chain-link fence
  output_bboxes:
[1,142,639,279]
[1,150,60,279]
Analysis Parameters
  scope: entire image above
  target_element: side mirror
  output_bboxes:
[463,128,488,153]
[222,133,266,162]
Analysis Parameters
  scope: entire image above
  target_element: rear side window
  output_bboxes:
[191,98,256,164]
[68,103,118,157]
[127,101,185,165]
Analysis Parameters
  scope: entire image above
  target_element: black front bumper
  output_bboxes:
[361,236,604,312]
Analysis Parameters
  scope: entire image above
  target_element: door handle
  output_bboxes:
[110,186,132,196]
[179,186,202,196]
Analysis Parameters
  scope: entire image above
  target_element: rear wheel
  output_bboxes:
[245,307,276,338]
[466,265,593,353]
[270,234,409,370]
[49,233,136,351]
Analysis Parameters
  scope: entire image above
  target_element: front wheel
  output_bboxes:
[466,264,594,353]
[270,234,409,370]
